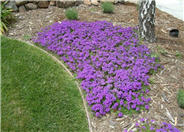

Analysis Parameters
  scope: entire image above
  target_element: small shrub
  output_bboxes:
[101,2,114,13]
[0,1,14,35]
[177,89,184,109]
[65,8,78,20]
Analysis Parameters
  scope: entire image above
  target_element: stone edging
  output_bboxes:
[16,39,93,132]
[4,0,126,12]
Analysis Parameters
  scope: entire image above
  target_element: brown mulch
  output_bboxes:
[7,3,184,132]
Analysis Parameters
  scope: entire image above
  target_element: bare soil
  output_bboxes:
[7,3,184,132]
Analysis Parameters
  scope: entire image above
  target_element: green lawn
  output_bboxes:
[1,36,89,132]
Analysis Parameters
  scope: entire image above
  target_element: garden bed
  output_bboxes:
[7,3,184,132]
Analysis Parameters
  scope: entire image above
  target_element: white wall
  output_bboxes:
[156,0,184,21]
[125,0,184,21]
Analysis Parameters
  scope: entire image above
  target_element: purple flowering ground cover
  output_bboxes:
[34,20,162,117]
[128,118,181,132]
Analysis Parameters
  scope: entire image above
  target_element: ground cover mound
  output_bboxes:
[1,36,89,132]
[34,20,162,118]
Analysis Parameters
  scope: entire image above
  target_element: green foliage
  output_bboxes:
[136,125,154,132]
[1,36,89,132]
[150,52,160,62]
[150,52,159,58]
[65,8,78,20]
[89,7,97,12]
[177,89,184,109]
[149,78,155,84]
[23,34,32,41]
[0,1,13,35]
[156,45,168,56]
[175,51,183,59]
[101,2,114,13]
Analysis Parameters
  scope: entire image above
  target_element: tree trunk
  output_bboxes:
[139,0,156,43]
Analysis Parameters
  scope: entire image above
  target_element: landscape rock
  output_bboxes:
[50,1,56,6]
[99,0,125,4]
[15,0,27,7]
[115,0,125,3]
[101,0,115,2]
[38,1,50,8]
[56,1,82,8]
[31,1,39,5]
[25,3,37,10]
[5,1,18,12]
[84,0,91,5]
[91,0,99,5]
[19,5,26,12]
[124,0,138,4]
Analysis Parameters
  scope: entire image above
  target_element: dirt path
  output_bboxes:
[7,3,184,132]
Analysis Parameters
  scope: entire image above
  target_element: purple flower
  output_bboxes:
[96,112,100,117]
[150,126,155,131]
[145,105,149,110]
[118,112,123,118]
[140,118,145,122]
[151,119,155,123]
[34,20,162,117]
[135,122,139,127]
[124,129,128,132]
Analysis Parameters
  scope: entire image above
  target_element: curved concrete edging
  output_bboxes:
[19,39,93,132]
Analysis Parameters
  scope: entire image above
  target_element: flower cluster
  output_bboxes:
[130,118,181,132]
[34,21,161,117]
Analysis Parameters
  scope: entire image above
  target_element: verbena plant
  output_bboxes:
[177,89,184,109]
[0,1,13,35]
[65,8,78,20]
[133,118,180,132]
[34,21,162,117]
[101,2,114,13]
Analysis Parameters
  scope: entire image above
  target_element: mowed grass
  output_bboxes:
[1,36,89,132]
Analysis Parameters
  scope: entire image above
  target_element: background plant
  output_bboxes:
[101,2,114,13]
[65,8,78,20]
[0,1,14,35]
[177,89,184,109]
